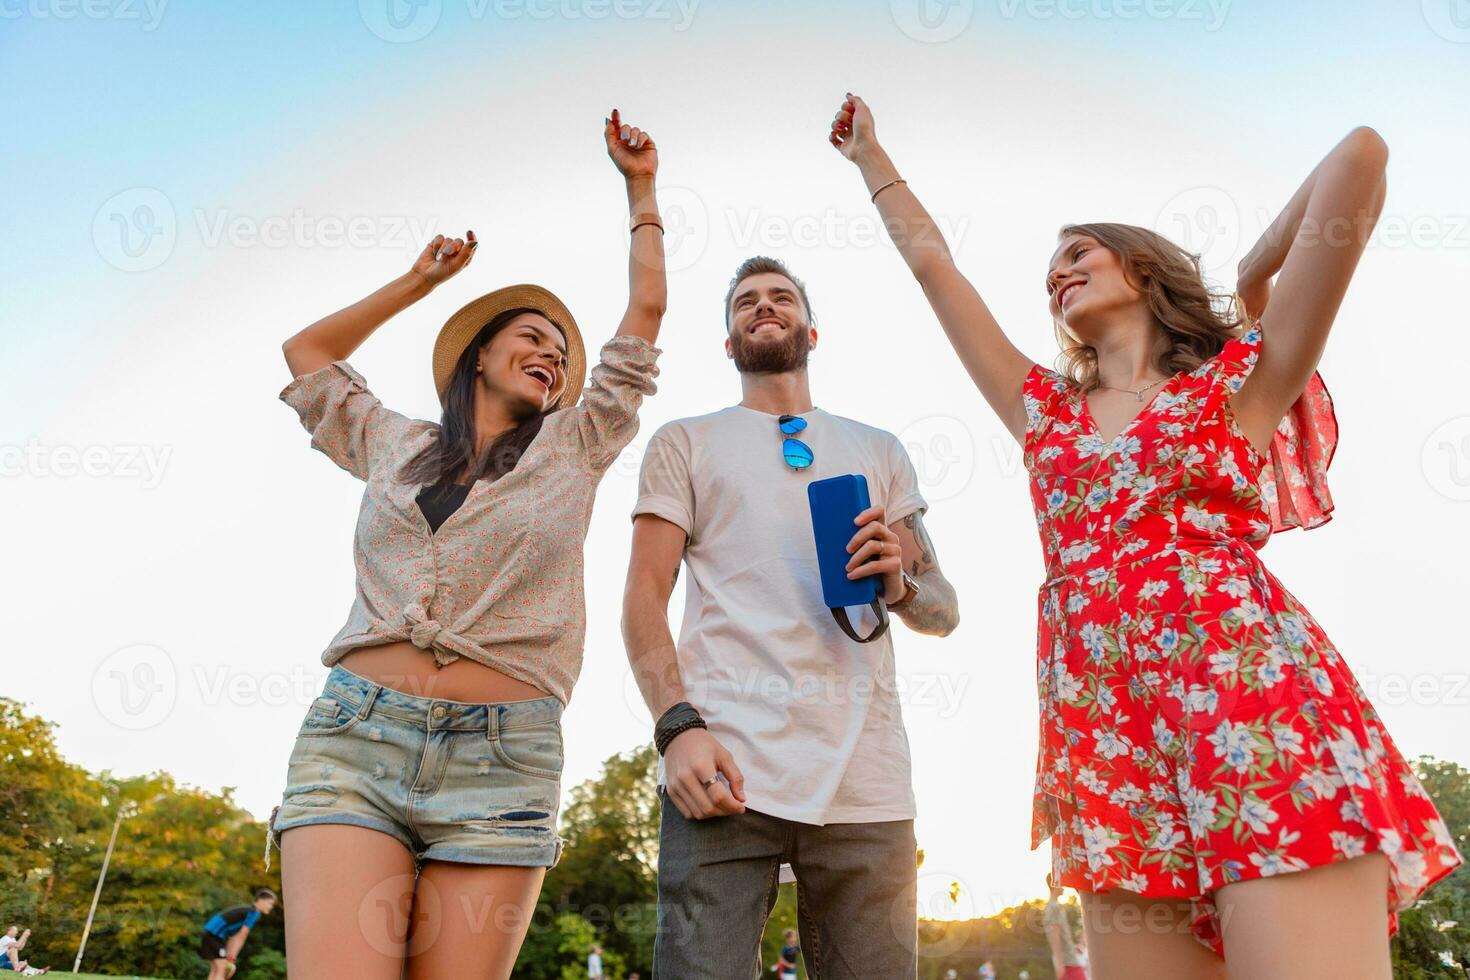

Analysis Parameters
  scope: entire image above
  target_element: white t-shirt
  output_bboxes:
[633,405,927,824]
[0,935,15,955]
[587,951,603,977]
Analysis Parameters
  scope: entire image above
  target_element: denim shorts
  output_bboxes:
[266,664,566,869]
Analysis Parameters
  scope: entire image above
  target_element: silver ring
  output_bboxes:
[701,776,718,789]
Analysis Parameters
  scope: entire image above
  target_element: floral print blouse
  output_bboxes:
[280,334,661,705]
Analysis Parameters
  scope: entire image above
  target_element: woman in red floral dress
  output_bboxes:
[831,94,1462,977]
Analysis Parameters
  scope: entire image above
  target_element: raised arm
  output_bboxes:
[604,108,667,345]
[830,93,1034,443]
[281,230,476,380]
[1232,127,1389,450]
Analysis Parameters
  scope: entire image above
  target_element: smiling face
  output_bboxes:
[1046,232,1148,346]
[476,311,569,414]
[725,271,817,374]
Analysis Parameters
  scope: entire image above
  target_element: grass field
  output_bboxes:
[46,973,174,979]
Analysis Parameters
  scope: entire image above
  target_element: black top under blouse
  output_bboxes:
[416,480,472,533]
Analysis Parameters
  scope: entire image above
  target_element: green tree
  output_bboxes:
[0,699,283,978]
[0,697,110,920]
[1391,756,1470,978]
[516,911,625,980]
[531,744,661,976]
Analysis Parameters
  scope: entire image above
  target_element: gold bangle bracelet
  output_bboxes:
[630,213,664,235]
[870,177,906,203]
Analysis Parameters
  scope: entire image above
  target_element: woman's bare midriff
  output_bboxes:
[338,640,552,703]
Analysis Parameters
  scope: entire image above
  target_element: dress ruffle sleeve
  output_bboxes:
[1208,320,1338,532]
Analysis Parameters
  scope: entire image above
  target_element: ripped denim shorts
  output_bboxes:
[266,664,565,870]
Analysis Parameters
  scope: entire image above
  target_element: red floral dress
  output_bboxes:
[1022,319,1463,953]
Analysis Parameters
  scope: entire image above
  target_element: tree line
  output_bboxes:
[2,697,1465,978]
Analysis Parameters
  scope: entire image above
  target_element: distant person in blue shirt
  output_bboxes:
[775,928,800,979]
[198,889,276,979]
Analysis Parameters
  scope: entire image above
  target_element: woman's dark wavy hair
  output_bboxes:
[1051,222,1247,391]
[398,307,562,486]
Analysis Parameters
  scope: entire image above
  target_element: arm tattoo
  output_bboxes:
[894,570,959,636]
[895,512,957,635]
[903,512,937,573]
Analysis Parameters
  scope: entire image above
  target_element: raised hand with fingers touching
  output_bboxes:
[410,229,477,289]
[605,108,658,181]
[829,92,878,162]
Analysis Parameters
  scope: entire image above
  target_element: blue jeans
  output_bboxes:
[653,787,918,978]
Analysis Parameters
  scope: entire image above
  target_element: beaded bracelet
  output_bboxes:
[654,701,708,755]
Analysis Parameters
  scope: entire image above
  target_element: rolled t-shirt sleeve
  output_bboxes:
[885,432,928,525]
[632,423,694,539]
[279,360,416,481]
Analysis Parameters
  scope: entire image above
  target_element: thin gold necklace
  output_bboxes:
[1096,376,1169,402]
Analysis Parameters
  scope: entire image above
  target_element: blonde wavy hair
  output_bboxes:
[1052,222,1250,391]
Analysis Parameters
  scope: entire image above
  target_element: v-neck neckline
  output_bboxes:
[1077,371,1185,446]
[414,478,482,536]
[405,421,549,537]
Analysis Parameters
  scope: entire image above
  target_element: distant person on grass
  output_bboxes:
[0,926,49,975]
[1044,884,1089,980]
[774,928,799,979]
[198,889,277,979]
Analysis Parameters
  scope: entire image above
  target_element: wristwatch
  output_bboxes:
[887,570,921,608]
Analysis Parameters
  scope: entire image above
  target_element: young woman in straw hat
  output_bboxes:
[268,109,665,979]
[829,93,1460,978]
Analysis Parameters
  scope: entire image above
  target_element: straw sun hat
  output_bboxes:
[431,284,586,411]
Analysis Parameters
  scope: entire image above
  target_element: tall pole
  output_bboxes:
[73,805,125,974]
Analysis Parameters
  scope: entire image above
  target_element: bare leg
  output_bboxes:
[405,862,546,980]
[280,824,418,980]
[1079,890,1226,980]
[1216,852,1391,980]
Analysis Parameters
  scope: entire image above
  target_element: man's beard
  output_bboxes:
[728,324,811,374]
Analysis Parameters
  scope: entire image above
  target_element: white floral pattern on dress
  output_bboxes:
[1021,319,1462,954]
